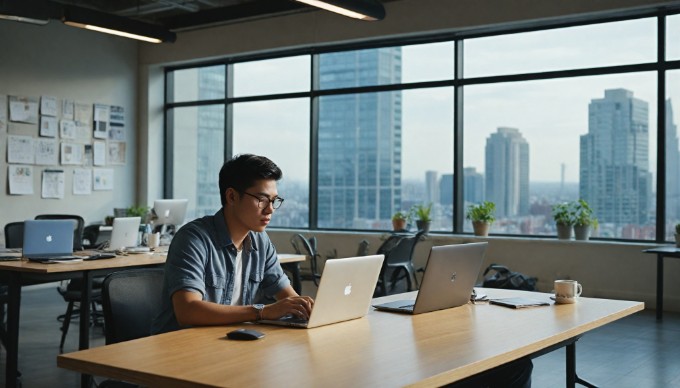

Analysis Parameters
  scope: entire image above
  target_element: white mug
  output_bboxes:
[147,232,161,249]
[554,280,582,304]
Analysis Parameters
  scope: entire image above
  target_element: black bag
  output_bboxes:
[482,264,537,291]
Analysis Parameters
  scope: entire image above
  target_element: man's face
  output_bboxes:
[231,179,279,233]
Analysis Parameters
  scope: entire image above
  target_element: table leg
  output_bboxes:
[6,274,21,388]
[566,341,598,388]
[80,271,93,388]
[657,253,663,321]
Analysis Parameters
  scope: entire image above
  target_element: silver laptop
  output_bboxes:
[22,220,78,260]
[259,254,384,329]
[373,242,487,314]
[107,217,149,252]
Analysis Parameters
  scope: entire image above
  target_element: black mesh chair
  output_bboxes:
[34,214,102,349]
[356,239,370,256]
[290,234,322,286]
[97,268,164,387]
[376,230,426,296]
[4,222,24,249]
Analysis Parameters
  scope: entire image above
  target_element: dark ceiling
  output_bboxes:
[50,0,312,31]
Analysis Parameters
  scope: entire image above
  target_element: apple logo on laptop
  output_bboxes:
[450,272,457,283]
[344,283,352,296]
[46,234,53,243]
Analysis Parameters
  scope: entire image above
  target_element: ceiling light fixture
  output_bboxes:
[62,5,176,43]
[294,0,385,21]
[0,0,50,25]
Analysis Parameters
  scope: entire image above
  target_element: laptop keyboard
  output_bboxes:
[279,314,309,324]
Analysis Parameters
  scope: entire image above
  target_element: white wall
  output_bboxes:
[0,21,139,243]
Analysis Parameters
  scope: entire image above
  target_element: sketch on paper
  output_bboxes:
[74,102,92,141]
[60,119,76,139]
[108,141,126,165]
[73,168,92,195]
[9,95,39,124]
[60,142,84,165]
[35,138,58,166]
[8,135,35,164]
[40,116,58,137]
[93,168,114,190]
[93,140,106,166]
[8,165,34,195]
[40,96,58,117]
[42,169,65,199]
[62,99,75,120]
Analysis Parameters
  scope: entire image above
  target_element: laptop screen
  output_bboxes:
[22,220,75,258]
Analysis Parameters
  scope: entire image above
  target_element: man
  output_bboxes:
[152,154,313,334]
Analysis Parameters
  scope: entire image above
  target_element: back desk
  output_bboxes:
[58,288,643,387]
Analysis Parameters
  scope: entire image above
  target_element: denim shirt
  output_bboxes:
[151,208,290,334]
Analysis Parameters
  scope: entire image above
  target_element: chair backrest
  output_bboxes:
[34,214,85,251]
[384,230,426,266]
[102,268,165,344]
[4,221,25,249]
[356,239,370,256]
[292,233,319,274]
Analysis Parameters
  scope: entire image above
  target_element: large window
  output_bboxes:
[165,10,680,242]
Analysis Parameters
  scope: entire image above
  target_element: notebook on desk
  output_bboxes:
[22,220,79,261]
[373,242,487,314]
[258,254,384,329]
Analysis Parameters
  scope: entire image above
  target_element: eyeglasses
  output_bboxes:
[242,192,284,210]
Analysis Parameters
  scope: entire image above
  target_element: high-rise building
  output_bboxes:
[580,88,651,226]
[425,170,439,204]
[317,48,402,228]
[666,99,680,228]
[464,167,484,205]
[484,127,530,218]
[440,174,454,206]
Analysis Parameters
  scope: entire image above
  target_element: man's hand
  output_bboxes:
[262,296,314,320]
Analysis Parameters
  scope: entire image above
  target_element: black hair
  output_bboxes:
[219,154,282,206]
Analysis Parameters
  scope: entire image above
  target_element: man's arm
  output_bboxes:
[172,286,314,326]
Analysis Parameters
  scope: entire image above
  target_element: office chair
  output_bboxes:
[290,234,322,286]
[98,268,165,388]
[376,230,426,296]
[34,214,102,349]
[4,221,24,249]
[356,239,370,256]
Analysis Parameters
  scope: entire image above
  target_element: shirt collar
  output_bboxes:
[212,208,258,253]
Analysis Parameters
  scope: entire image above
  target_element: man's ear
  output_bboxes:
[225,188,239,206]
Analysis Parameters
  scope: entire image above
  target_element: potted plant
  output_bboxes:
[391,211,409,232]
[552,202,575,240]
[127,205,151,223]
[675,223,680,247]
[411,203,432,233]
[466,201,495,237]
[573,199,597,241]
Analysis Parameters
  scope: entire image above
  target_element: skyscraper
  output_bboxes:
[464,167,484,205]
[425,170,439,204]
[485,127,530,218]
[580,88,651,226]
[317,48,402,229]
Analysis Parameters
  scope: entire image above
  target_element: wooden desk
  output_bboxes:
[0,252,166,388]
[643,245,680,320]
[278,253,306,294]
[58,288,643,387]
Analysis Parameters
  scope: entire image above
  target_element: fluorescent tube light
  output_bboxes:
[294,0,385,21]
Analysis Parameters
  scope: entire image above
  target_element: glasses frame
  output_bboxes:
[242,191,284,209]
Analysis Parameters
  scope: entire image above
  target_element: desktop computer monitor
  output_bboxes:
[153,199,188,227]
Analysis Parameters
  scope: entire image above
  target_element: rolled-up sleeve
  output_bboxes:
[165,225,210,298]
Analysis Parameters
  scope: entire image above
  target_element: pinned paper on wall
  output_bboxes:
[62,99,74,120]
[73,168,92,195]
[8,165,34,195]
[93,103,109,139]
[83,144,93,166]
[40,95,58,117]
[60,119,76,139]
[109,105,125,141]
[9,95,39,124]
[60,142,84,165]
[0,95,7,133]
[39,116,58,137]
[7,135,35,164]
[93,140,106,166]
[93,168,114,190]
[74,102,92,140]
[108,141,126,165]
[35,138,58,166]
[41,169,65,199]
